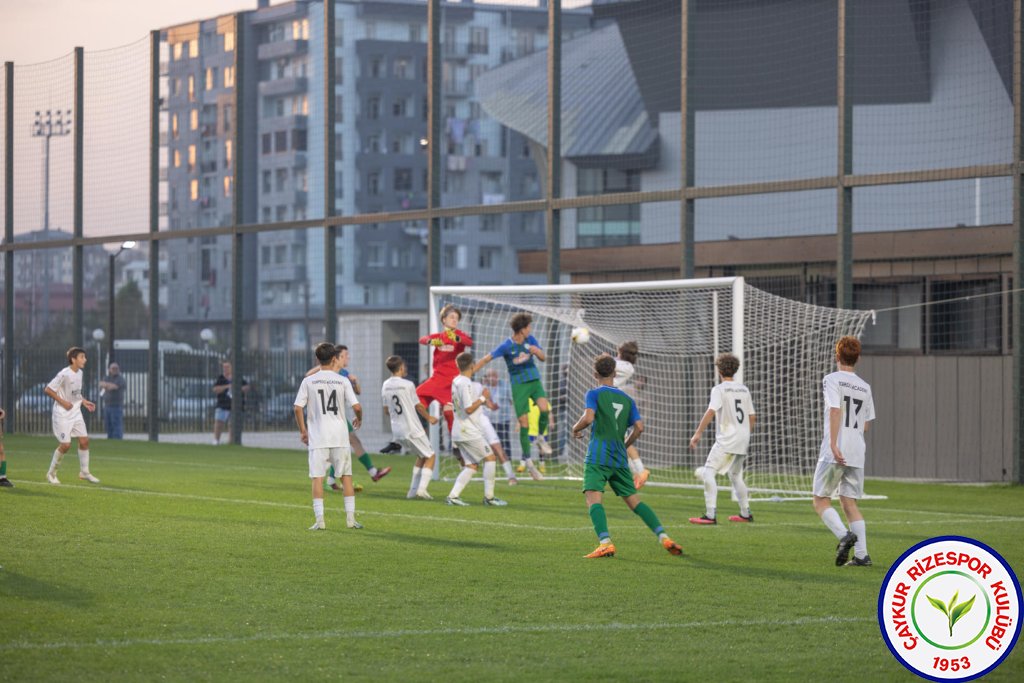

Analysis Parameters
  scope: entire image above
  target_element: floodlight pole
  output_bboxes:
[3,62,13,430]
[1012,0,1023,484]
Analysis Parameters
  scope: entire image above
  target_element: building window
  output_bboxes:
[443,245,467,270]
[393,57,412,79]
[223,176,232,198]
[481,214,500,232]
[261,245,271,265]
[275,169,288,192]
[335,171,344,199]
[224,140,232,169]
[222,104,232,133]
[930,279,1003,352]
[171,114,179,138]
[173,42,183,60]
[575,169,641,248]
[409,23,422,43]
[365,243,386,268]
[223,66,235,89]
[190,179,199,201]
[173,149,181,168]
[334,19,344,46]
[262,133,272,155]
[334,94,344,122]
[334,133,344,160]
[223,31,235,52]
[205,67,217,91]
[334,58,344,85]
[262,170,272,194]
[188,75,195,101]
[367,172,380,195]
[394,168,413,192]
[188,145,196,172]
[189,40,199,58]
[369,57,384,78]
[470,27,489,54]
[392,98,407,118]
[367,96,381,120]
[275,130,288,153]
[365,21,376,39]
[293,129,307,151]
[479,246,501,269]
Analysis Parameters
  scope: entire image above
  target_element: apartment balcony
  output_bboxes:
[259,76,308,98]
[259,263,306,283]
[257,39,308,62]
[444,80,472,98]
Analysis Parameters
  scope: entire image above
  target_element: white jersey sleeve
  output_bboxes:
[818,371,873,468]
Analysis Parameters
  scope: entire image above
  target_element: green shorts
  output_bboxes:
[582,463,637,498]
[511,379,547,417]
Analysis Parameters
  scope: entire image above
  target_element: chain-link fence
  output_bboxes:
[1,1,1021,482]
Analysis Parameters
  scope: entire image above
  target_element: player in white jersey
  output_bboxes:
[43,347,100,485]
[471,378,518,486]
[812,336,876,567]
[295,343,363,530]
[688,353,756,525]
[445,352,507,507]
[382,355,439,500]
[614,341,650,488]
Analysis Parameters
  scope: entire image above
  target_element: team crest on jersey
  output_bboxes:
[878,536,1021,681]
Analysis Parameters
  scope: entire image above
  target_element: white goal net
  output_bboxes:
[430,278,872,496]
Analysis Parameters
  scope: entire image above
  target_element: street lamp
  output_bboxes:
[92,328,105,417]
[31,109,72,335]
[108,240,137,362]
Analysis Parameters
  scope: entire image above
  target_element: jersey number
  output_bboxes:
[612,402,624,420]
[317,389,339,415]
[734,399,745,424]
[843,395,863,429]
[391,394,403,415]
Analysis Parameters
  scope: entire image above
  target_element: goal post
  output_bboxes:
[428,277,873,497]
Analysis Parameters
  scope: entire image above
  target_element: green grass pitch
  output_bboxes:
[1,435,1022,682]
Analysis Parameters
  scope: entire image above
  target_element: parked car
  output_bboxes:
[166,378,214,423]
[261,393,297,427]
[16,382,52,415]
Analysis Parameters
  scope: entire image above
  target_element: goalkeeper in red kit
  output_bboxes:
[417,304,473,433]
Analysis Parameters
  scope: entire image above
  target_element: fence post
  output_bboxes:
[1012,0,1023,484]
[323,0,337,343]
[427,0,442,289]
[148,30,161,441]
[836,0,853,309]
[3,62,13,429]
[546,0,561,285]
[230,14,245,446]
[680,0,695,279]
[73,47,84,347]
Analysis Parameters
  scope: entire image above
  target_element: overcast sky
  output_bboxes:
[0,0,582,65]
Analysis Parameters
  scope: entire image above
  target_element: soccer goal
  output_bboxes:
[429,278,873,497]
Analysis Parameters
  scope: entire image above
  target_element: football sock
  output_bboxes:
[537,411,549,437]
[850,520,867,558]
[501,460,513,478]
[588,503,610,541]
[417,467,433,494]
[820,507,848,539]
[312,498,324,522]
[729,471,750,517]
[443,409,454,433]
[49,448,64,472]
[0,460,6,476]
[702,466,718,516]
[78,449,90,474]
[448,467,474,499]
[519,426,531,456]
[409,466,422,496]
[344,495,356,524]
[327,466,335,479]
[483,461,496,499]
[359,454,375,473]
[633,502,665,536]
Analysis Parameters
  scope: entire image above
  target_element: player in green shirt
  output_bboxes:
[571,354,683,559]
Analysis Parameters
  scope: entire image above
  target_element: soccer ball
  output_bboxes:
[571,327,590,344]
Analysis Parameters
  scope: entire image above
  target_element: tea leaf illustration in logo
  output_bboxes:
[927,590,976,637]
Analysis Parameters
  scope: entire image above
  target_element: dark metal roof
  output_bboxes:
[475,23,658,164]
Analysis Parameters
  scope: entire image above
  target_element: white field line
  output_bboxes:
[11,480,1024,532]
[0,615,874,652]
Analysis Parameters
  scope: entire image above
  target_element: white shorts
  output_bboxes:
[478,414,499,447]
[400,432,434,459]
[704,442,745,475]
[812,460,864,499]
[53,413,88,443]
[454,437,492,465]
[309,447,352,479]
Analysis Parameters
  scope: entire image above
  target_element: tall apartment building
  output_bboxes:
[162,0,592,348]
